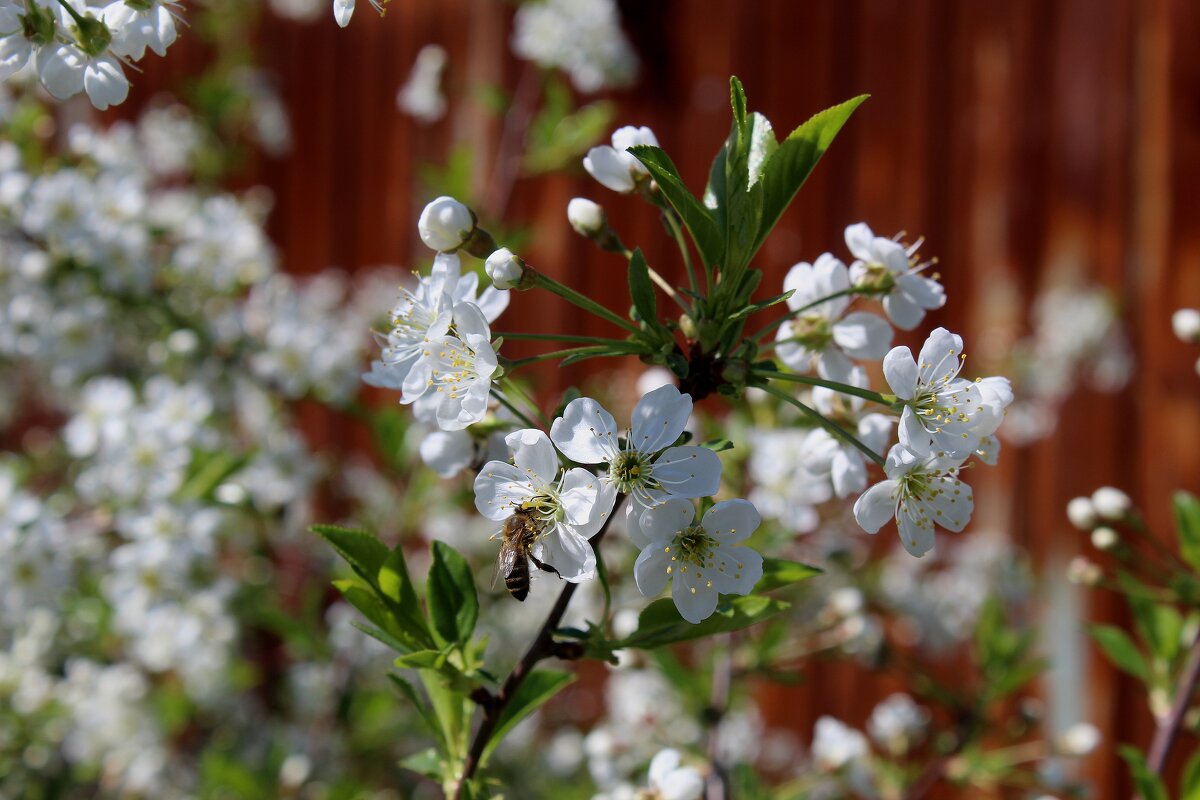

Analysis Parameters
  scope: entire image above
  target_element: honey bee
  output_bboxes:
[495,509,558,601]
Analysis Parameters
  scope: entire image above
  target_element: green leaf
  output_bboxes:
[727,289,795,321]
[700,438,735,453]
[398,747,444,781]
[754,95,868,256]
[1181,750,1200,799]
[312,525,389,588]
[351,620,414,654]
[379,544,433,647]
[754,559,822,592]
[178,450,248,502]
[1174,491,1200,572]
[615,595,789,650]
[481,670,576,763]
[1120,745,1168,800]
[333,579,400,638]
[1090,624,1149,681]
[387,674,446,747]
[426,541,479,646]
[627,248,657,325]
[394,649,450,670]
[627,145,723,268]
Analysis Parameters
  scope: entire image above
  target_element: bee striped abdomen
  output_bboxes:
[505,555,530,601]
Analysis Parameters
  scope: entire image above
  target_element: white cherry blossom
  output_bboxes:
[549,385,722,545]
[853,444,974,557]
[583,126,658,194]
[883,327,992,458]
[473,429,606,581]
[845,222,945,330]
[774,253,892,381]
[634,497,763,624]
[401,301,498,431]
[646,748,704,800]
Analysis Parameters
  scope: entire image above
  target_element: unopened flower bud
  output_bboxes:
[1091,486,1131,520]
[1091,526,1118,551]
[418,196,475,252]
[1054,723,1100,756]
[1173,308,1200,343]
[1066,496,1098,530]
[485,248,527,290]
[567,198,606,236]
[1067,556,1102,586]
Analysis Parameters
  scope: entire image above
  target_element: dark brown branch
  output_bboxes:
[1145,629,1200,778]
[452,495,625,799]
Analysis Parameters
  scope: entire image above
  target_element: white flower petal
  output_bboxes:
[633,543,673,598]
[832,312,893,359]
[709,544,762,595]
[505,429,559,486]
[853,480,898,534]
[540,524,595,582]
[882,346,918,399]
[882,290,924,330]
[630,384,691,454]
[550,397,619,465]
[473,462,535,521]
[672,568,718,623]
[650,445,721,500]
[637,496,694,542]
[701,499,760,544]
[558,467,601,527]
[583,145,637,193]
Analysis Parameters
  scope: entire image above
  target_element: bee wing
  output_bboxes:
[491,544,519,589]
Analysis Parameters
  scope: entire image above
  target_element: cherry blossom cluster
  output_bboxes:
[0,0,181,110]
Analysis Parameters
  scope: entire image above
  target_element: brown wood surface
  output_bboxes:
[124,1,1200,796]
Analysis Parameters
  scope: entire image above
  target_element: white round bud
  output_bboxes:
[1066,497,1098,530]
[1173,308,1200,343]
[484,247,524,290]
[1091,486,1131,520]
[279,753,312,788]
[1054,723,1100,756]
[567,197,606,236]
[1067,556,1102,586]
[417,196,474,252]
[1091,526,1118,551]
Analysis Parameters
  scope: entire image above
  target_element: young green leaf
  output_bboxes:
[754,558,822,592]
[398,747,444,781]
[615,595,789,650]
[426,541,479,646]
[312,525,389,587]
[388,674,446,747]
[379,544,433,647]
[1174,491,1200,573]
[1120,746,1168,800]
[481,670,576,763]
[754,95,869,256]
[1182,749,1200,799]
[627,145,723,268]
[1090,624,1150,681]
[628,248,657,325]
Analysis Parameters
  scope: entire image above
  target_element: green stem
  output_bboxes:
[531,272,640,335]
[503,346,620,372]
[494,331,632,347]
[659,205,703,295]
[499,378,549,427]
[759,383,885,467]
[754,369,896,407]
[489,388,541,431]
[54,0,88,26]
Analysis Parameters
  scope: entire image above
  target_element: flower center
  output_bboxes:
[519,491,562,524]
[858,262,896,293]
[675,525,715,566]
[609,450,651,494]
[425,337,481,400]
[787,313,833,351]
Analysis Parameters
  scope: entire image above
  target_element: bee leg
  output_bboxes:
[530,556,560,576]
